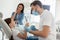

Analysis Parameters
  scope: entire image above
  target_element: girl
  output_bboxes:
[5,18,27,40]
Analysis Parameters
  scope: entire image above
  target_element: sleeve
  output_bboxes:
[43,14,53,27]
[11,12,15,16]
[12,28,20,36]
[11,12,16,20]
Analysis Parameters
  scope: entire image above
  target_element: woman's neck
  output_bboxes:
[17,11,21,14]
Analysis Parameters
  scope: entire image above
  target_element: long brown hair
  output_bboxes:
[17,3,24,13]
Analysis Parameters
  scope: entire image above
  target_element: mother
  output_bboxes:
[11,3,24,25]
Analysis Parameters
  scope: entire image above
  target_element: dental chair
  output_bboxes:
[0,12,12,40]
[0,19,12,40]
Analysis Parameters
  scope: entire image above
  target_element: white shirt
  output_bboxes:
[25,13,40,36]
[38,10,56,40]
[11,14,27,40]
[12,25,25,40]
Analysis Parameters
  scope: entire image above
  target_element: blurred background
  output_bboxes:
[0,0,60,40]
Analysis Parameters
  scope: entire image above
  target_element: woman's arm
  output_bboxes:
[11,12,16,21]
[11,10,18,21]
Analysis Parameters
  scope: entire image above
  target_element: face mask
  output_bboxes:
[32,10,39,15]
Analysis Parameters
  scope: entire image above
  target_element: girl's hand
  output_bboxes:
[25,22,29,27]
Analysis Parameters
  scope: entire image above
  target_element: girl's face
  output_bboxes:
[9,20,15,28]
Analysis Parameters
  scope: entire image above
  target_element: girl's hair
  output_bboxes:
[17,3,24,13]
[4,18,11,26]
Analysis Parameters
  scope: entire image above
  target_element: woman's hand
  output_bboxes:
[11,9,18,21]
[15,9,18,14]
[14,9,19,14]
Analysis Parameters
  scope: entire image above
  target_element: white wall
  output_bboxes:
[55,0,60,22]
[0,0,21,19]
[39,0,56,18]
[0,0,56,20]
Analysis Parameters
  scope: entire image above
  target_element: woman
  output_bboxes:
[11,3,24,25]
[4,18,27,40]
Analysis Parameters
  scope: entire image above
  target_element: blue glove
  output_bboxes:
[24,26,31,32]
[30,25,37,31]
[24,25,37,32]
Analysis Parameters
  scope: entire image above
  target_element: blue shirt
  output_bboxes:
[12,12,24,25]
